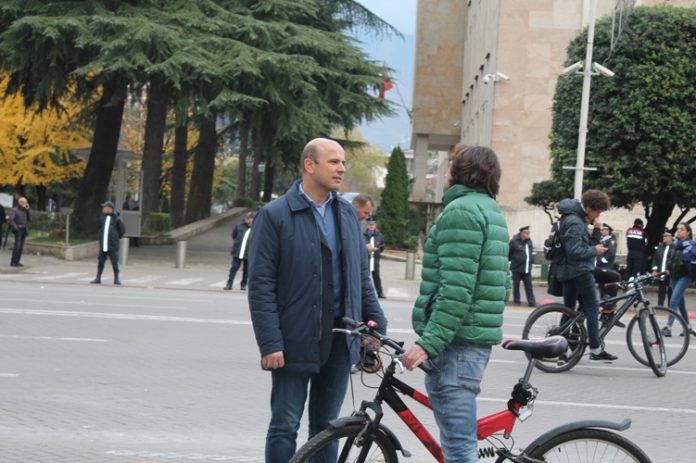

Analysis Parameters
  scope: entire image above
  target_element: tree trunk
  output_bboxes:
[170,120,188,229]
[72,78,127,235]
[140,75,169,224]
[35,185,47,211]
[185,115,217,223]
[262,161,275,202]
[237,119,250,198]
[645,198,676,256]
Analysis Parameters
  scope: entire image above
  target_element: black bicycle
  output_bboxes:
[523,272,690,377]
[290,318,653,463]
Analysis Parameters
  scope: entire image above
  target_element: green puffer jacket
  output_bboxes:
[412,184,511,358]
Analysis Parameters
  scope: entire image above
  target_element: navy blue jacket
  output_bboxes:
[247,180,387,372]
[556,198,599,282]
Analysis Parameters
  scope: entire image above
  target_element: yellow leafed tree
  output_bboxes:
[0,76,90,186]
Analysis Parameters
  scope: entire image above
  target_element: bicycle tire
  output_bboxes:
[639,310,667,377]
[525,428,652,462]
[522,303,587,373]
[626,306,689,367]
[289,423,399,463]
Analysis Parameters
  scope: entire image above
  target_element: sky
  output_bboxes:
[353,0,417,153]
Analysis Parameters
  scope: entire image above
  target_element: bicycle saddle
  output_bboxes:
[502,336,568,359]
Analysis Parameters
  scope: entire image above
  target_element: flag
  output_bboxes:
[378,68,394,100]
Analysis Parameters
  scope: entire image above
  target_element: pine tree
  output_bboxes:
[379,147,410,248]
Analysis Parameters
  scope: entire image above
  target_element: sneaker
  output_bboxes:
[223,285,232,290]
[114,279,121,286]
[680,328,696,337]
[661,326,672,337]
[350,364,360,374]
[90,278,101,284]
[240,285,247,291]
[590,350,618,361]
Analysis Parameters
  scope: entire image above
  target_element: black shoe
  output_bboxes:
[512,301,521,306]
[590,350,618,361]
[90,278,101,284]
[114,279,121,286]
[680,328,696,337]
[528,302,536,307]
[661,326,672,337]
[240,286,247,291]
[223,285,232,290]
[378,294,386,299]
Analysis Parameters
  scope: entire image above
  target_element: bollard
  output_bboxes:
[176,240,187,269]
[120,237,130,266]
[405,250,416,280]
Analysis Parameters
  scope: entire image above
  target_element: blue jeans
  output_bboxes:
[265,334,350,463]
[425,342,491,463]
[667,275,691,328]
[562,271,601,350]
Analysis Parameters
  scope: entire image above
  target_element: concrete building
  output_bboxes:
[410,0,696,251]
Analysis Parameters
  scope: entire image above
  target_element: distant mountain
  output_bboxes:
[355,33,415,153]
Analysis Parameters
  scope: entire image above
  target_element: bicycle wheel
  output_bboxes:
[626,306,689,367]
[522,303,587,373]
[289,424,398,463]
[525,428,652,462]
[638,310,667,377]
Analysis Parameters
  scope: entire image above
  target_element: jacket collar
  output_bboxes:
[286,179,339,212]
[442,184,485,205]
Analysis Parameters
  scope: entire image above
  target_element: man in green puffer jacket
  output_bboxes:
[403,145,510,463]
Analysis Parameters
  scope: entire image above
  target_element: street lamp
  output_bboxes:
[562,0,615,200]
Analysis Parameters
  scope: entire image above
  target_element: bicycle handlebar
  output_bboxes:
[339,317,434,374]
[623,271,667,289]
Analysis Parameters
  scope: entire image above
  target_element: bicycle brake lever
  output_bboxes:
[332,328,353,335]
[394,358,405,374]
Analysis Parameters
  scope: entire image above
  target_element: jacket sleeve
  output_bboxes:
[247,208,284,356]
[117,220,125,238]
[416,207,484,358]
[562,219,597,261]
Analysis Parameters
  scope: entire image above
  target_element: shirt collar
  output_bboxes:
[299,182,335,208]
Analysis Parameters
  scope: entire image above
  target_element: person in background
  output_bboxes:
[653,230,675,307]
[364,217,386,299]
[625,218,648,277]
[508,225,536,307]
[224,212,254,291]
[9,197,30,267]
[351,193,374,221]
[247,138,387,463]
[595,223,622,326]
[403,145,510,463]
[660,223,696,337]
[0,202,6,248]
[90,201,125,285]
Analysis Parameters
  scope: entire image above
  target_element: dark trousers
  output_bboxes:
[10,229,27,265]
[226,257,248,288]
[96,250,120,280]
[625,253,646,277]
[371,256,383,297]
[595,267,621,308]
[562,271,601,350]
[657,277,672,307]
[512,272,536,305]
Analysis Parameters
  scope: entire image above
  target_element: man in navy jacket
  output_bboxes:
[248,138,387,463]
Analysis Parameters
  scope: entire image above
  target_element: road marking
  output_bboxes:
[32,272,88,281]
[105,450,260,461]
[0,308,251,325]
[124,275,163,284]
[489,358,696,375]
[0,373,20,378]
[0,334,107,342]
[479,396,696,414]
[209,280,229,288]
[1,298,186,311]
[165,277,205,286]
[386,288,409,298]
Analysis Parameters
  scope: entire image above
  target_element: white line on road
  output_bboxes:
[479,396,696,414]
[165,277,205,286]
[489,358,696,375]
[0,373,20,378]
[209,280,229,288]
[0,308,250,325]
[0,334,108,342]
[124,275,163,284]
[105,450,260,461]
[1,298,186,311]
[32,272,88,281]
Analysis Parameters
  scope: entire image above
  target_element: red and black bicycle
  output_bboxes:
[289,318,652,463]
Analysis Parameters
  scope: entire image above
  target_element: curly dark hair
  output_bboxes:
[581,190,611,212]
[449,145,501,198]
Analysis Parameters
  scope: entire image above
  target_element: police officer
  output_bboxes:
[509,225,536,307]
[652,230,675,306]
[625,218,648,277]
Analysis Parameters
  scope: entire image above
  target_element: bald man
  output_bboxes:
[248,138,387,463]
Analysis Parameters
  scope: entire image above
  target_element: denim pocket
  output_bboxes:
[455,346,491,393]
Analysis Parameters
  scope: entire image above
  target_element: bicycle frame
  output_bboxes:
[352,356,538,463]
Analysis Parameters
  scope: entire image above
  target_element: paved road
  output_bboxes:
[1,281,694,462]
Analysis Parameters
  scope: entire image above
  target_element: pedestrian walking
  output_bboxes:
[661,222,696,337]
[625,218,648,277]
[403,145,510,463]
[90,201,125,285]
[509,225,536,307]
[9,197,30,267]
[247,137,387,463]
[224,212,254,291]
[364,217,386,298]
[653,230,675,307]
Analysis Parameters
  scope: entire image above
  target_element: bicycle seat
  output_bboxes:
[502,336,568,359]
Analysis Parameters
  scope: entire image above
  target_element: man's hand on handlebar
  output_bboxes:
[403,344,429,371]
